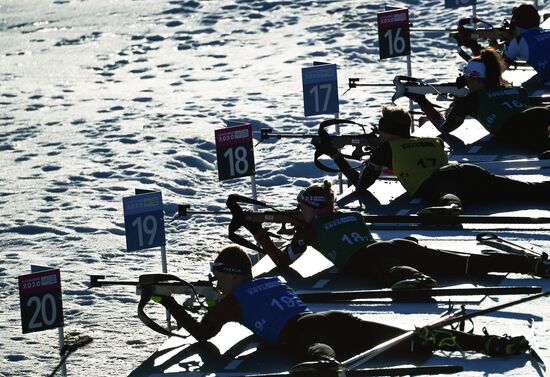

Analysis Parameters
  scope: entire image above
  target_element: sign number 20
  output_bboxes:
[27,294,57,329]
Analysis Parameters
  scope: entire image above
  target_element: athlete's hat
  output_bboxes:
[211,246,252,276]
[378,106,411,137]
[512,4,540,29]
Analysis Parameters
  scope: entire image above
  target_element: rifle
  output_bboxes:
[176,195,550,253]
[347,75,548,105]
[260,119,379,173]
[346,75,469,102]
[89,274,221,337]
[449,17,514,62]
[225,194,305,253]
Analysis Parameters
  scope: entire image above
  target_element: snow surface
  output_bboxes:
[0,0,549,376]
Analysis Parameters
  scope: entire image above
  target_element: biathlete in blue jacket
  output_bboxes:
[156,246,530,371]
[502,4,550,93]
[407,48,550,155]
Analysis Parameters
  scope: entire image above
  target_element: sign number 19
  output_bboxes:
[131,215,158,248]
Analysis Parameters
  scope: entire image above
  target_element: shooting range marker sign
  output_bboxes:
[19,269,63,334]
[377,8,411,60]
[215,124,255,181]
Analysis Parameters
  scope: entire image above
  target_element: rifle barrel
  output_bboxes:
[263,133,318,138]
[363,214,550,224]
[180,210,550,224]
[410,27,455,32]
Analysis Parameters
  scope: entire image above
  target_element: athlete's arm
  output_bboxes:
[161,294,241,342]
[257,223,318,267]
[357,144,388,190]
[503,37,529,66]
[436,93,479,133]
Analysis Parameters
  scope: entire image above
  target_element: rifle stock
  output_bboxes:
[89,274,221,302]
[89,274,221,338]
[261,129,377,150]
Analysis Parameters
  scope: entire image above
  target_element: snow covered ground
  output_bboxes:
[0,0,548,376]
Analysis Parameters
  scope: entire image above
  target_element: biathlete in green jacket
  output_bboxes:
[241,181,550,289]
[156,245,531,372]
[323,105,549,213]
[407,48,550,155]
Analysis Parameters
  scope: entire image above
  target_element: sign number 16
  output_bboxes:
[383,28,407,56]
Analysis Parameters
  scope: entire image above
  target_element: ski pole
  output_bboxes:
[476,233,545,257]
[297,286,542,303]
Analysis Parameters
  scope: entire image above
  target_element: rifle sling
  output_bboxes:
[137,274,196,339]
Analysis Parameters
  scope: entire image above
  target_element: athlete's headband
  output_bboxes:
[463,61,486,79]
[297,189,334,208]
[210,261,248,275]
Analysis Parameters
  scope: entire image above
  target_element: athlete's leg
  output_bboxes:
[344,239,535,285]
[501,106,550,153]
[417,163,549,205]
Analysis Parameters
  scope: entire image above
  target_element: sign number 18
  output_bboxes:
[223,146,249,177]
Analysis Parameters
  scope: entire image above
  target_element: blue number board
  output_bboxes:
[302,64,339,116]
[445,0,476,8]
[123,191,165,252]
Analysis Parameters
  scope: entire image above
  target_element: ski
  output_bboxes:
[207,364,464,377]
[528,318,547,376]
[344,291,550,370]
[297,286,542,303]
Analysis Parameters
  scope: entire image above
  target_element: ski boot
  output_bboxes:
[482,329,530,356]
[417,203,463,216]
[389,266,437,290]
[413,327,458,350]
[289,356,347,376]
[533,253,550,278]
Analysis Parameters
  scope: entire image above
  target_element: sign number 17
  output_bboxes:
[309,83,333,113]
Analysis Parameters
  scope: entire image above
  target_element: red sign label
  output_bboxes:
[19,269,61,295]
[215,124,252,148]
[377,9,409,28]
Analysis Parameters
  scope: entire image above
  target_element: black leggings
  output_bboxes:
[415,163,549,206]
[500,105,550,154]
[343,239,533,286]
[282,311,487,362]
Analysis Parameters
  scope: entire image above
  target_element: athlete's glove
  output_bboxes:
[455,74,467,89]
[238,212,263,235]
[150,295,178,309]
[151,295,165,303]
